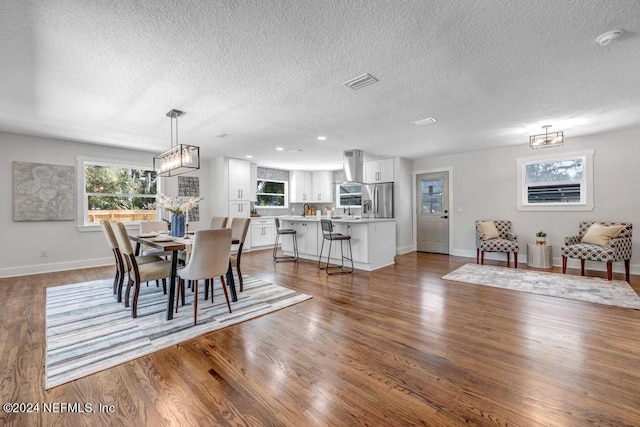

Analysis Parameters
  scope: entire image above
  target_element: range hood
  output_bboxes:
[343,149,364,182]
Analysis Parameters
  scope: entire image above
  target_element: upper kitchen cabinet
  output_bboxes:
[311,170,334,203]
[364,158,394,183]
[210,157,256,218]
[290,170,313,203]
[228,157,253,201]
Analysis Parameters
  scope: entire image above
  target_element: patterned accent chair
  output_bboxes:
[561,221,632,282]
[475,220,519,268]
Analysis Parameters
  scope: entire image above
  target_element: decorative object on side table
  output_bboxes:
[535,230,547,245]
[155,193,203,237]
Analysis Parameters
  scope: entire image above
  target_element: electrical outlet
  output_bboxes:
[40,250,48,257]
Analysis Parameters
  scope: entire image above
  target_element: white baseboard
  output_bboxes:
[396,245,413,255]
[0,257,113,278]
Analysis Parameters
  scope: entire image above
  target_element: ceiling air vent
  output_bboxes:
[343,73,379,90]
[411,117,437,126]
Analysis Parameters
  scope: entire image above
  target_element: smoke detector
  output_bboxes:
[596,30,624,46]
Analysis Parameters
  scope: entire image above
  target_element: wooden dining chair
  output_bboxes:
[112,221,173,318]
[176,228,233,324]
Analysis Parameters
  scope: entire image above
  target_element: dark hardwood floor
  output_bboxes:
[2,251,640,426]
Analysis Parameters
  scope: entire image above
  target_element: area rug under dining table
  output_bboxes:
[45,274,311,389]
[442,263,640,310]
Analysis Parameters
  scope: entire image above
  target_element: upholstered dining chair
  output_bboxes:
[99,220,164,303]
[139,220,172,256]
[475,220,519,268]
[176,228,233,324]
[112,221,173,318]
[227,217,251,292]
[561,221,632,282]
[209,216,228,229]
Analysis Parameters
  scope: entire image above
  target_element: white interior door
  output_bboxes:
[416,172,449,254]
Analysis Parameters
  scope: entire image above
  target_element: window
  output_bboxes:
[336,183,361,207]
[81,160,159,225]
[256,179,287,207]
[516,149,594,211]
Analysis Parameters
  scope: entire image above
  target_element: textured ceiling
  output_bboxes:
[1,0,639,170]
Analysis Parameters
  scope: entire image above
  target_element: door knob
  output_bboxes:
[440,215,448,219]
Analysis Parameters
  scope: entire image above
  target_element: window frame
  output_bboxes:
[77,156,160,230]
[516,149,594,212]
[255,179,288,208]
[335,183,362,208]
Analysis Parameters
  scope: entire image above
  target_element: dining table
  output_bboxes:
[128,233,239,320]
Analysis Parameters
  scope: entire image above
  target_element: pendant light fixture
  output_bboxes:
[529,125,564,149]
[153,109,200,177]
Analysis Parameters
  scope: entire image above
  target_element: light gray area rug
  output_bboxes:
[46,275,311,389]
[442,263,640,310]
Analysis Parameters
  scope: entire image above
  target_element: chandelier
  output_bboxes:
[153,109,200,177]
[529,125,564,149]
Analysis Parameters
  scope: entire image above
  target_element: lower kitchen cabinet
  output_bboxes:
[251,218,275,248]
[281,220,319,256]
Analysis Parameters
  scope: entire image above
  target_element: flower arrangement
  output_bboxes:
[155,193,203,214]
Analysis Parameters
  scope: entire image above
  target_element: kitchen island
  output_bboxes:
[277,215,396,271]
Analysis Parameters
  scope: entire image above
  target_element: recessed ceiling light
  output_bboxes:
[411,117,437,126]
[245,155,253,159]
[317,136,327,141]
[276,147,284,151]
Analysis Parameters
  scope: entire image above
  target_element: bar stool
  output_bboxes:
[273,217,298,262]
[318,219,354,275]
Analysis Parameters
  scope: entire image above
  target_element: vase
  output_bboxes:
[170,213,185,237]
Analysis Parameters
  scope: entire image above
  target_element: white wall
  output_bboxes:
[0,131,211,277]
[394,157,413,254]
[411,127,640,274]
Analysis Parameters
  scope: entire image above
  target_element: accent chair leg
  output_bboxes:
[507,252,511,267]
[625,259,631,283]
[562,256,567,273]
[606,262,613,281]
[476,248,480,264]
[580,259,585,276]
[514,253,518,269]
[480,251,485,265]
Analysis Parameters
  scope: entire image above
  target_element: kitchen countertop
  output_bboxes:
[277,215,395,224]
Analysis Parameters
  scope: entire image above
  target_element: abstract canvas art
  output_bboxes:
[13,161,76,221]
[178,176,200,221]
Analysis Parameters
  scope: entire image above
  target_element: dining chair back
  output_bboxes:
[140,220,171,257]
[209,216,228,229]
[177,228,233,324]
[112,221,172,318]
[228,217,251,291]
[100,220,125,297]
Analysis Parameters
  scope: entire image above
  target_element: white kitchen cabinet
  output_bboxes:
[290,170,313,203]
[311,170,334,203]
[281,219,319,256]
[251,218,275,248]
[328,223,367,263]
[250,163,257,202]
[229,201,250,217]
[364,158,394,183]
[229,157,252,201]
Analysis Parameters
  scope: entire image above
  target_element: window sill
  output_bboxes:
[77,223,142,233]
[516,203,594,212]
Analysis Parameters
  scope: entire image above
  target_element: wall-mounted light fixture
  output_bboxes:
[529,125,564,149]
[153,109,200,177]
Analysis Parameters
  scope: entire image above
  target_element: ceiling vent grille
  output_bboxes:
[411,117,437,126]
[343,73,379,90]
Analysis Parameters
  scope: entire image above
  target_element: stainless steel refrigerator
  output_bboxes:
[361,183,394,218]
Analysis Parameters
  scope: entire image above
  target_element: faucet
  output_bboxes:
[302,203,310,217]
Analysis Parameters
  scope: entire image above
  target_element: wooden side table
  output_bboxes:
[527,242,553,269]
